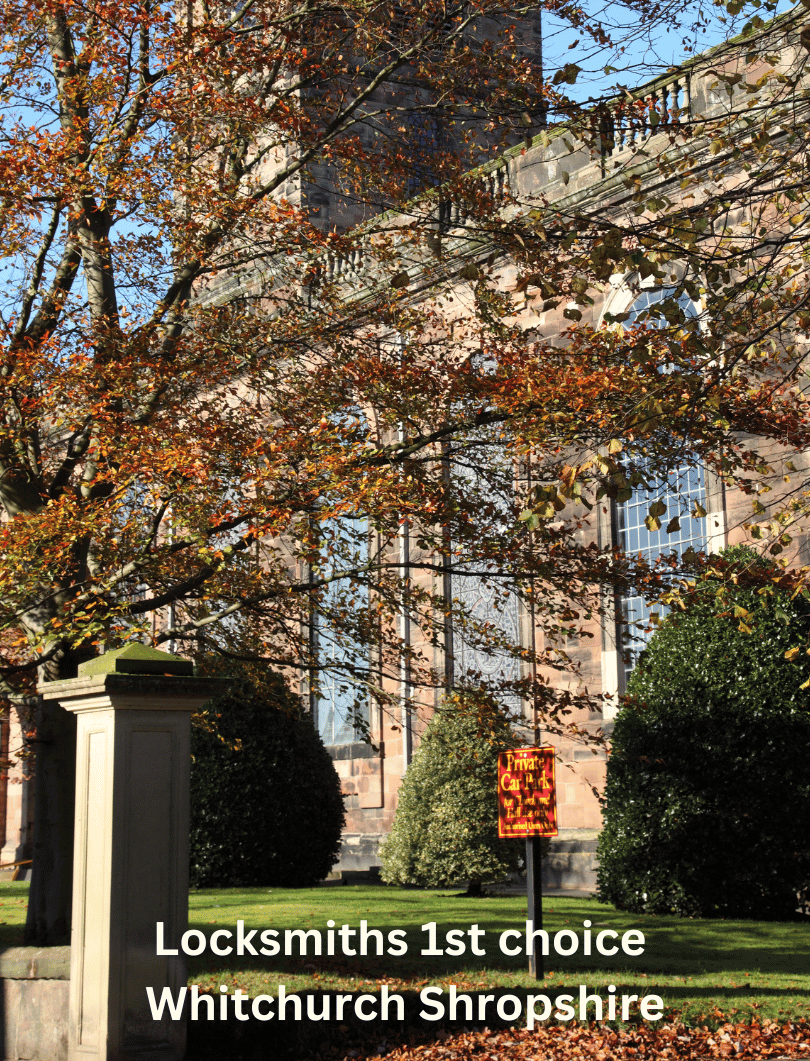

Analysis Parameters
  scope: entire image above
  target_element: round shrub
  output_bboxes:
[190,675,345,887]
[597,551,810,919]
[379,692,520,895]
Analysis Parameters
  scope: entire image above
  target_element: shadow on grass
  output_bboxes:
[187,888,810,982]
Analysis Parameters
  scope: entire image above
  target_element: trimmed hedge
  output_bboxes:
[190,675,345,887]
[597,551,810,919]
[379,692,520,895]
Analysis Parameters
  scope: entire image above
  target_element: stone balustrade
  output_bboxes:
[590,73,692,159]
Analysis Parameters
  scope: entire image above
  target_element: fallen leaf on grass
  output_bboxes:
[336,1018,810,1061]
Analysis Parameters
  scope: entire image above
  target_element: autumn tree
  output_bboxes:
[2,0,810,945]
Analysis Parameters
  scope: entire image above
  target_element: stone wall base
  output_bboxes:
[335,832,599,892]
[334,833,385,875]
[541,834,598,892]
[0,948,70,1061]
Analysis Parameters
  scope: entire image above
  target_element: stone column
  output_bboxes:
[39,645,231,1061]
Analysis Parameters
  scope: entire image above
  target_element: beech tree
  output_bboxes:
[2,0,810,944]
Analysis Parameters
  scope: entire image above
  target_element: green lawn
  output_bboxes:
[1,883,807,1026]
[0,882,30,947]
[185,885,810,1026]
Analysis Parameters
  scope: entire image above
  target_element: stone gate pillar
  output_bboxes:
[39,645,231,1061]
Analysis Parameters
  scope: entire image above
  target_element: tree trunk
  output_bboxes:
[465,879,483,898]
[24,668,78,945]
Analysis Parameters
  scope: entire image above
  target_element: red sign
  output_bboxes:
[497,746,558,838]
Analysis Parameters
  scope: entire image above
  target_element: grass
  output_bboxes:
[185,885,810,1026]
[0,883,807,1026]
[0,882,31,948]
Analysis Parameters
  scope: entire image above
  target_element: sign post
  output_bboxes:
[498,746,558,980]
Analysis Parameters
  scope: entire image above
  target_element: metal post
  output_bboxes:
[525,453,544,980]
[526,835,544,979]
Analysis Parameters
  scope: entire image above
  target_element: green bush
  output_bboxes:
[379,692,521,895]
[190,675,345,887]
[597,550,810,919]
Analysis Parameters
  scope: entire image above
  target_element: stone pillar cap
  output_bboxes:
[37,645,232,708]
[78,643,194,678]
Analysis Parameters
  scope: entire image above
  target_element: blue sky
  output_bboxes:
[541,0,793,102]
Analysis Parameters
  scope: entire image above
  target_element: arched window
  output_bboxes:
[614,286,708,672]
[308,406,373,747]
[617,463,707,668]
[446,430,522,711]
[313,513,371,746]
[624,286,699,329]
[451,572,522,699]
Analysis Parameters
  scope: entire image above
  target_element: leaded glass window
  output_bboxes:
[617,463,707,667]
[451,574,522,696]
[616,287,707,671]
[447,432,522,710]
[314,514,370,746]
